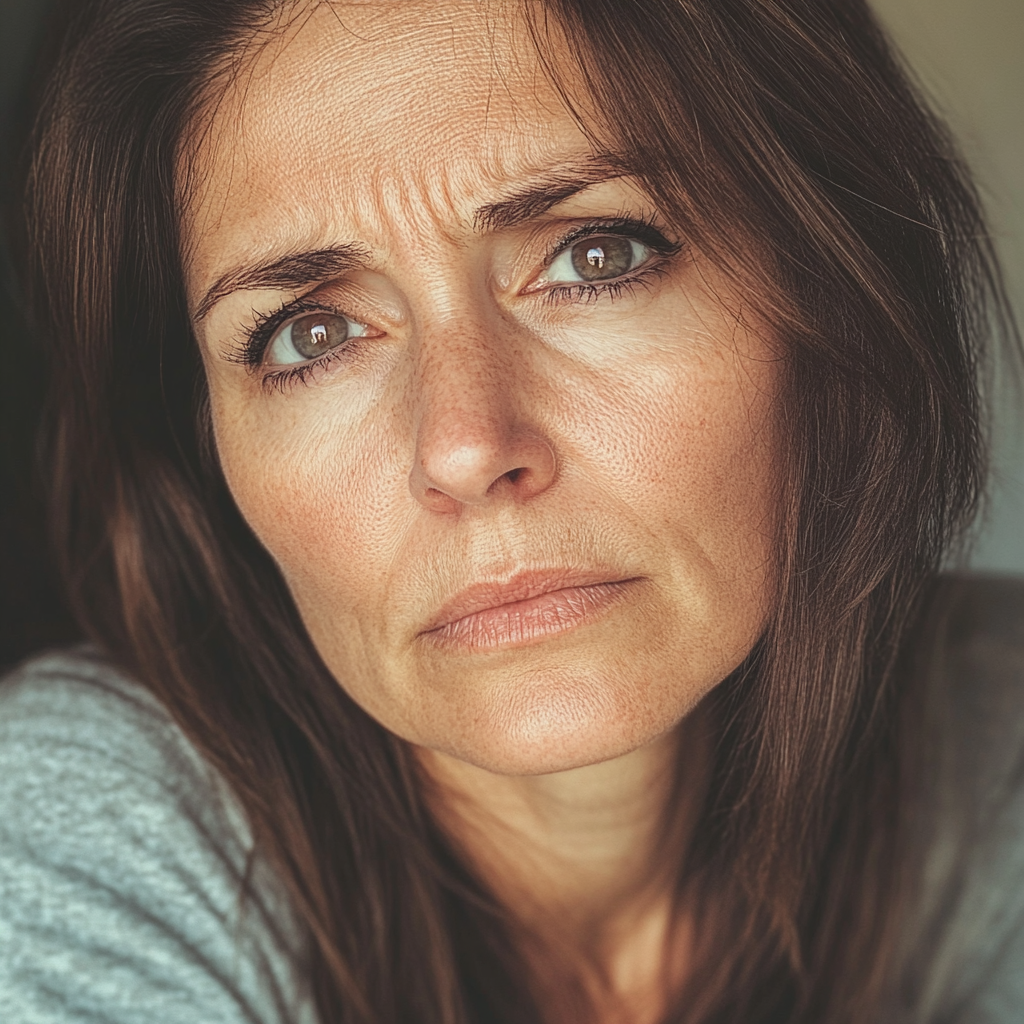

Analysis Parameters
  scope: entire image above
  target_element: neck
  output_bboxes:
[416,708,712,1021]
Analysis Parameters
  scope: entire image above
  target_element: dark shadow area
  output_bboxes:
[1,0,81,672]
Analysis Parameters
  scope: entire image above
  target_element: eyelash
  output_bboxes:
[234,216,682,391]
[229,298,354,393]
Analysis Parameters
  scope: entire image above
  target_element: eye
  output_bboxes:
[266,311,371,365]
[546,235,652,285]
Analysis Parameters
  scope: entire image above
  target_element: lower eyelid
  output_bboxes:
[541,260,671,306]
[260,345,352,392]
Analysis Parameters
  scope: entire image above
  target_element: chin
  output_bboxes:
[424,666,690,777]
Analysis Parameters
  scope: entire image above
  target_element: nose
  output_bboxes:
[407,322,557,514]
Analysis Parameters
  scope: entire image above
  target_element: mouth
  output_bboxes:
[419,569,644,651]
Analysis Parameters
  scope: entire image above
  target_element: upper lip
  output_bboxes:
[420,568,637,634]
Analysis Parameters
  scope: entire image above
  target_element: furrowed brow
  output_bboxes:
[194,244,370,323]
[473,157,625,233]
[195,159,625,321]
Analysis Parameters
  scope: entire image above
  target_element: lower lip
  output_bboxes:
[422,580,639,651]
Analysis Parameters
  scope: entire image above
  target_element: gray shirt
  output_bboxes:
[0,648,316,1024]
[0,576,1022,1022]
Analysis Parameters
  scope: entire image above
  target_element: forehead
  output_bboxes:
[183,0,592,281]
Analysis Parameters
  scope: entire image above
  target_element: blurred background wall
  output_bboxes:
[0,0,1022,668]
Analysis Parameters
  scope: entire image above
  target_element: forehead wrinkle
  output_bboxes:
[196,0,577,177]
[180,0,320,260]
[242,1,553,136]
[481,0,566,140]
[184,0,606,286]
[370,169,471,253]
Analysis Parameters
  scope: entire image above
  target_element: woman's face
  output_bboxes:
[184,0,779,775]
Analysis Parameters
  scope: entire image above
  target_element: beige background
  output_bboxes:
[870,0,1024,570]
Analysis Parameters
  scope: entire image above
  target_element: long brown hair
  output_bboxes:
[20,0,1011,1020]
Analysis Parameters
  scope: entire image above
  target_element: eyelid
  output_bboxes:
[542,217,681,267]
[230,217,682,390]
[519,216,682,299]
[230,296,361,370]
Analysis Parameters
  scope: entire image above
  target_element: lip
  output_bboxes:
[419,569,642,650]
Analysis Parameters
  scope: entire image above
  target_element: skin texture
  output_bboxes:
[183,1,779,1016]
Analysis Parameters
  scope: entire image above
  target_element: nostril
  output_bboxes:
[505,468,524,484]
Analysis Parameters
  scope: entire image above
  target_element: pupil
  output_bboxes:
[571,236,633,281]
[291,313,349,360]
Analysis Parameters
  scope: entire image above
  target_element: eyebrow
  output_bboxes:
[193,155,625,323]
[472,156,625,232]
[194,244,370,322]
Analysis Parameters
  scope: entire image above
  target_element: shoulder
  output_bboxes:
[0,647,316,1024]
[0,646,221,801]
[907,575,1024,1022]
[0,646,250,888]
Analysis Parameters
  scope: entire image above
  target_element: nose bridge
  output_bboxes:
[416,302,515,436]
[407,296,557,511]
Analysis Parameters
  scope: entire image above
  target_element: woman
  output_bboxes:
[1,0,1022,1021]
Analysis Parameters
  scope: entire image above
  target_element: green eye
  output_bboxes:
[267,312,369,365]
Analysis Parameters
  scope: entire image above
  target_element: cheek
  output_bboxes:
[209,333,777,640]
[210,389,405,614]
[664,380,777,574]
[569,341,779,683]
[560,340,778,577]
[536,290,778,549]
